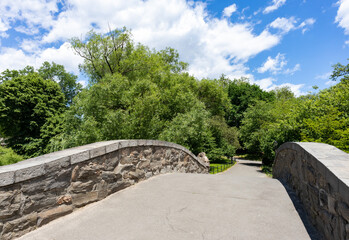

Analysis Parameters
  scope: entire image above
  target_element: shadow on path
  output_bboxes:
[280,181,323,240]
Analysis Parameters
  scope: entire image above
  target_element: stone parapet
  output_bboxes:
[0,140,208,240]
[273,142,349,240]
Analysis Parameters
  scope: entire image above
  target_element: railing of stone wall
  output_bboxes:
[273,142,349,240]
[0,140,209,240]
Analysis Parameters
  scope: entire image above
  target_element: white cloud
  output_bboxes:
[336,0,349,34]
[315,72,331,80]
[2,0,316,86]
[258,53,287,74]
[223,3,237,18]
[299,18,316,33]
[34,0,281,79]
[284,63,300,75]
[250,77,305,96]
[0,43,82,74]
[269,17,315,34]
[269,17,297,33]
[263,0,286,14]
[257,53,300,75]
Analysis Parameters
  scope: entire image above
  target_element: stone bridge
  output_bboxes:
[0,140,348,239]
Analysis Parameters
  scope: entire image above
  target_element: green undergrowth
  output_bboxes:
[0,146,24,166]
[261,165,273,177]
[209,161,236,174]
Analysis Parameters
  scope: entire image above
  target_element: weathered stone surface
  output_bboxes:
[72,191,99,207]
[21,193,57,215]
[197,152,210,168]
[0,171,14,187]
[15,165,45,183]
[273,142,349,240]
[0,189,21,220]
[68,181,94,193]
[70,150,89,164]
[2,213,37,239]
[0,140,208,239]
[57,195,72,205]
[37,205,73,227]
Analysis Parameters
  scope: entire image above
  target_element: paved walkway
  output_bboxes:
[19,160,317,240]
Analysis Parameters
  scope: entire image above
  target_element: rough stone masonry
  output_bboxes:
[0,140,209,240]
[273,142,349,240]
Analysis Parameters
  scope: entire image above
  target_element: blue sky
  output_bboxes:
[0,0,348,95]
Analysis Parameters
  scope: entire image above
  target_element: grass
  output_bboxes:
[209,161,236,174]
[261,165,273,177]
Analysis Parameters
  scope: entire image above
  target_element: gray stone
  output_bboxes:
[70,151,89,164]
[0,171,14,187]
[68,181,94,193]
[2,213,37,238]
[90,146,106,159]
[15,165,45,183]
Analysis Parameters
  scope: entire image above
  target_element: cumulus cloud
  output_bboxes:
[336,0,349,34]
[0,0,311,93]
[258,53,287,74]
[223,3,237,18]
[0,43,82,74]
[250,77,305,96]
[269,17,315,34]
[263,0,286,14]
[257,53,300,75]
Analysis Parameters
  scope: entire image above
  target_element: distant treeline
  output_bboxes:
[0,28,348,166]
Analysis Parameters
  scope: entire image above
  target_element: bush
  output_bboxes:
[0,146,23,166]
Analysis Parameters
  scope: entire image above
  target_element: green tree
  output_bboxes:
[0,73,65,157]
[226,78,275,127]
[70,28,188,85]
[38,61,82,105]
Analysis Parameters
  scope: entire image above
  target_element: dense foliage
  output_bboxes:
[0,72,66,158]
[0,146,23,166]
[0,27,347,167]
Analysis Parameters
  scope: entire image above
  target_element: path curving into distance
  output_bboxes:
[19,159,319,240]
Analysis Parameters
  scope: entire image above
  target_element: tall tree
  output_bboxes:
[0,73,65,157]
[38,61,82,105]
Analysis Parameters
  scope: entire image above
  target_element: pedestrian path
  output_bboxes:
[19,160,318,240]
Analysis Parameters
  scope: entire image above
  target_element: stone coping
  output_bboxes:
[275,142,349,200]
[0,140,204,187]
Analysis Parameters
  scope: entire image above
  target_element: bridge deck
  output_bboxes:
[19,160,317,240]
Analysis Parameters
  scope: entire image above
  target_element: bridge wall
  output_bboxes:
[0,140,209,240]
[273,142,349,240]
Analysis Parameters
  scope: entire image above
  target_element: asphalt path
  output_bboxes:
[19,160,317,240]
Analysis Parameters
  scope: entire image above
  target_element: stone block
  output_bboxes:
[37,205,73,227]
[15,164,45,183]
[105,142,120,153]
[339,179,349,203]
[72,191,99,208]
[21,193,57,215]
[57,195,72,205]
[137,160,150,169]
[0,171,14,187]
[90,146,106,159]
[0,190,21,220]
[68,181,94,194]
[2,213,37,239]
[338,202,349,222]
[114,163,134,175]
[44,156,70,174]
[70,150,89,164]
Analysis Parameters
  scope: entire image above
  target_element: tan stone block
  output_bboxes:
[72,191,98,207]
[37,205,74,227]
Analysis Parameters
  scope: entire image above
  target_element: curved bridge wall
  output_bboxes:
[0,140,208,240]
[273,142,349,240]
